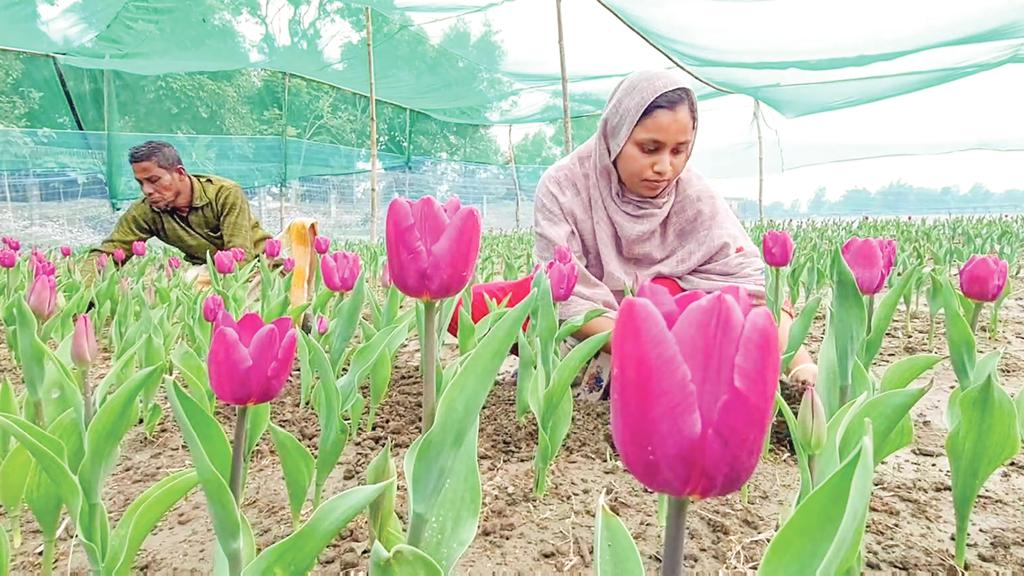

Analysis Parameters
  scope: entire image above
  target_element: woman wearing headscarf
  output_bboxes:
[533,69,816,399]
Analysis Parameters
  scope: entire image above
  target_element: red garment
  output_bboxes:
[449,275,792,339]
[447,273,535,337]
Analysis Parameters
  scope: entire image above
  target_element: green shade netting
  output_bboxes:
[2,0,1021,123]
[0,0,1022,213]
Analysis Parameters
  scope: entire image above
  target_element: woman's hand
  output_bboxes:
[777,305,818,389]
[787,361,818,389]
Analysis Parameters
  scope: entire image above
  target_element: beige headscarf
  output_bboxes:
[534,69,765,319]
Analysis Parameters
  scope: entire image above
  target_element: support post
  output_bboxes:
[508,125,522,229]
[366,6,380,242]
[280,72,290,233]
[555,0,572,155]
[754,99,765,223]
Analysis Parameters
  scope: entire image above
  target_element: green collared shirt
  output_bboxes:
[94,173,272,265]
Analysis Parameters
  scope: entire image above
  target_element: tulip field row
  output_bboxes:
[0,206,1022,574]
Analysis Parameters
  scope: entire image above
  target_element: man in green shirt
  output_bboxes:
[92,140,271,265]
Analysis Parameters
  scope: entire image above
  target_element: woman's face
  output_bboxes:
[614,106,695,199]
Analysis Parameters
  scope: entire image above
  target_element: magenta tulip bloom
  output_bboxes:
[0,250,15,269]
[132,241,147,257]
[71,314,98,368]
[761,230,795,268]
[316,315,329,335]
[880,238,897,275]
[611,285,779,499]
[33,259,55,278]
[841,237,895,296]
[112,249,126,265]
[208,312,298,405]
[27,274,57,322]
[60,246,72,258]
[168,256,182,270]
[203,294,225,323]
[385,195,481,301]
[264,239,282,259]
[321,251,361,293]
[214,250,236,275]
[2,237,20,252]
[546,245,579,303]
[230,247,246,262]
[959,254,1008,303]
[313,236,330,255]
[282,258,295,273]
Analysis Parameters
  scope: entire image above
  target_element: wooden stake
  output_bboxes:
[555,0,572,155]
[366,6,380,242]
[754,99,765,223]
[508,125,522,229]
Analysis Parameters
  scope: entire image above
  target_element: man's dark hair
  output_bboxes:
[638,87,698,131]
[128,141,184,170]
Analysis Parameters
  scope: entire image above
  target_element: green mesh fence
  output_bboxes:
[0,0,1022,245]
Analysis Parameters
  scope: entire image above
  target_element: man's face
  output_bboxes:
[132,162,187,212]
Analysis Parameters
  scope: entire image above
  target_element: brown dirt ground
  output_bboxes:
[5,298,1024,575]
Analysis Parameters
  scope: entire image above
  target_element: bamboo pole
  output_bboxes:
[555,0,572,155]
[508,124,522,229]
[754,99,765,223]
[366,6,380,242]
[280,72,290,233]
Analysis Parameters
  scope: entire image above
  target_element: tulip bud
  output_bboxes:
[60,246,72,258]
[27,274,57,322]
[2,237,20,252]
[113,248,126,264]
[214,250,236,275]
[203,294,225,323]
[208,313,298,405]
[132,241,147,257]
[282,258,295,273]
[33,259,55,278]
[610,287,780,499]
[385,195,481,301]
[0,249,16,269]
[959,254,1008,303]
[264,239,282,259]
[553,245,572,264]
[841,237,897,296]
[761,230,795,268]
[168,256,182,270]
[380,259,391,289]
[797,386,827,455]
[545,245,578,303]
[71,314,99,368]
[96,253,109,272]
[316,315,328,335]
[321,251,361,293]
[230,247,246,262]
[313,236,330,255]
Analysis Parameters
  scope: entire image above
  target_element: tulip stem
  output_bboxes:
[770,267,782,322]
[866,294,875,337]
[968,302,983,334]
[230,406,249,503]
[81,370,94,428]
[662,496,689,576]
[421,301,438,431]
[40,536,55,576]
